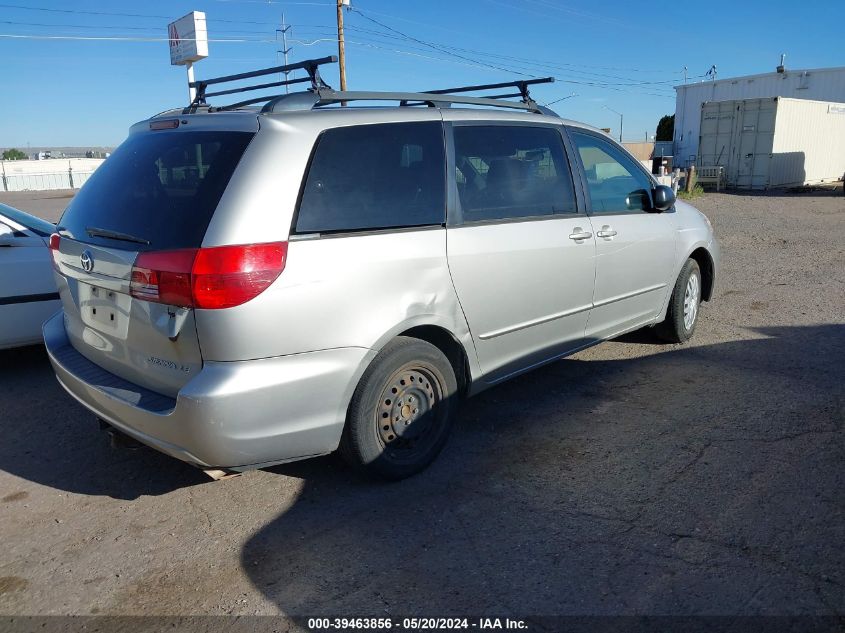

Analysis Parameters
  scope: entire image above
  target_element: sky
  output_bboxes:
[0,0,843,148]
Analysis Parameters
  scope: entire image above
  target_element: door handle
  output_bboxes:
[569,228,592,241]
[596,225,617,239]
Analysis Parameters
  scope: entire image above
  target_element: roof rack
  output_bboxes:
[182,56,556,116]
[423,78,553,107]
[184,55,337,114]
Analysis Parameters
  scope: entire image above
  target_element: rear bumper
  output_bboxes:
[43,311,374,469]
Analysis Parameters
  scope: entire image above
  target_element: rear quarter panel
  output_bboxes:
[194,228,475,366]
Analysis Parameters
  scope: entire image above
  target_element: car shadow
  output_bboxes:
[0,345,206,500]
[242,325,845,617]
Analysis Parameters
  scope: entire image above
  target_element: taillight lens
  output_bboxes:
[129,249,196,306]
[130,242,287,309]
[49,233,61,271]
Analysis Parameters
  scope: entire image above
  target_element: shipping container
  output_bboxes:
[697,97,845,189]
[673,65,845,166]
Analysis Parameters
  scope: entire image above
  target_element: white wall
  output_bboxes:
[673,66,845,166]
[0,158,105,191]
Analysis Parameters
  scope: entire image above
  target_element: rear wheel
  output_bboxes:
[340,337,459,480]
[655,258,702,343]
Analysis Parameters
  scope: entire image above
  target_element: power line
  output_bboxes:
[0,3,679,98]
[285,34,674,97]
[2,1,682,81]
[349,7,533,76]
[298,23,680,87]
[0,3,319,27]
[0,33,273,43]
[0,19,279,37]
[0,15,685,91]
[211,0,333,4]
[346,9,680,93]
[0,3,172,19]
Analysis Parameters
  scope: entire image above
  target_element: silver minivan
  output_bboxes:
[44,59,719,480]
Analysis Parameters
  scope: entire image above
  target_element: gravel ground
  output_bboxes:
[0,190,842,622]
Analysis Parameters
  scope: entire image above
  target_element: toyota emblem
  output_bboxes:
[80,250,94,273]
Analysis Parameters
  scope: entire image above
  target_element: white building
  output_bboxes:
[673,65,845,168]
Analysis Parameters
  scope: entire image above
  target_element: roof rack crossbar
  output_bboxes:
[184,55,337,113]
[422,77,554,112]
[202,75,312,100]
[423,77,554,96]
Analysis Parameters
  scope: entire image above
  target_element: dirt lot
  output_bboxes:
[0,189,842,623]
[0,189,73,223]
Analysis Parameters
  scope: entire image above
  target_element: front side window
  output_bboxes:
[296,121,445,234]
[453,126,576,223]
[570,130,654,214]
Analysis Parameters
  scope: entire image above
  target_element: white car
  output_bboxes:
[0,203,60,349]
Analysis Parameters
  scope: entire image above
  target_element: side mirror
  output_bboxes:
[0,223,17,246]
[652,185,675,212]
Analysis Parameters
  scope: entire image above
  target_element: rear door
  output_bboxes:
[445,122,595,381]
[567,128,676,340]
[52,126,254,397]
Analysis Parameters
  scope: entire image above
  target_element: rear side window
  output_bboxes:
[295,121,445,234]
[453,126,576,222]
[59,131,254,251]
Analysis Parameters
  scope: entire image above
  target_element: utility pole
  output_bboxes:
[276,13,292,93]
[336,0,348,90]
[604,105,623,143]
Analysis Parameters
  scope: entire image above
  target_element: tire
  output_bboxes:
[655,258,702,343]
[340,336,459,480]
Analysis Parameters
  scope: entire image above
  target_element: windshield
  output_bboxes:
[58,130,254,251]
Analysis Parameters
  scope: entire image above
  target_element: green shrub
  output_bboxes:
[678,184,705,200]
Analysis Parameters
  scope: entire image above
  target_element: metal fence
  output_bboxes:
[0,164,100,192]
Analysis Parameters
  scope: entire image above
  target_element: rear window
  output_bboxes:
[295,121,445,234]
[59,130,253,251]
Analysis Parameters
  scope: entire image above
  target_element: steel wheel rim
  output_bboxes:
[376,364,444,464]
[683,273,700,330]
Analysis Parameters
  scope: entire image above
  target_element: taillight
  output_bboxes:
[129,242,287,309]
[49,233,61,271]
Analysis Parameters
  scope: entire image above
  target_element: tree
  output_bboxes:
[655,115,674,142]
[2,148,26,160]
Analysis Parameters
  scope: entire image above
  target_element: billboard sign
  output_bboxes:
[168,11,208,66]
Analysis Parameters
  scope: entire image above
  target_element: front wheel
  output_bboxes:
[340,336,459,480]
[655,258,702,343]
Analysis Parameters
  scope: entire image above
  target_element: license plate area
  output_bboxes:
[79,283,131,335]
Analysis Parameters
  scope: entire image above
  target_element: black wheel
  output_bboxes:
[340,336,459,480]
[655,258,702,343]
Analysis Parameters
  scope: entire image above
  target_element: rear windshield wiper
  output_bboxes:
[85,226,150,245]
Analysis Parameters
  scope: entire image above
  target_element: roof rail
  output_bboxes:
[259,77,557,115]
[183,55,337,114]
